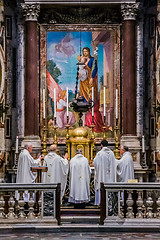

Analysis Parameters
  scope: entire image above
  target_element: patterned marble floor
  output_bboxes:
[0,232,160,240]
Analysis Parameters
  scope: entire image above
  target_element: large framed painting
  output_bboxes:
[40,25,121,139]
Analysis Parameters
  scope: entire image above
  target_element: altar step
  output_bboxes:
[61,206,100,216]
[61,215,100,225]
[61,206,100,224]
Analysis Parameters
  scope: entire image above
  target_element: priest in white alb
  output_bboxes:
[69,149,91,206]
[43,144,69,199]
[94,140,117,205]
[16,145,42,202]
[117,145,134,182]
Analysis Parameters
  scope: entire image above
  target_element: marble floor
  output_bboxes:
[0,232,160,240]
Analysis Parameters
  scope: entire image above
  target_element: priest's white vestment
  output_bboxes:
[16,149,40,184]
[43,152,69,198]
[117,151,134,182]
[69,154,91,203]
[16,149,40,201]
[93,147,116,205]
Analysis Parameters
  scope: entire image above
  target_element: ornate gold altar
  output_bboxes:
[66,126,95,164]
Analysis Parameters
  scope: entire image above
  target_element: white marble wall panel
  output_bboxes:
[136,18,144,138]
[17,24,25,138]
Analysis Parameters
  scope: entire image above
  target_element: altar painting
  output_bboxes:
[46,31,119,135]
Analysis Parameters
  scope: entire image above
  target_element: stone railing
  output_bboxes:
[0,183,61,225]
[100,183,160,228]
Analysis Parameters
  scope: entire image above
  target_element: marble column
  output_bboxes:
[120,4,143,172]
[25,20,38,136]
[121,3,137,135]
[21,4,41,148]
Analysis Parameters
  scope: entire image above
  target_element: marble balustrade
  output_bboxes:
[0,183,60,224]
[101,183,160,226]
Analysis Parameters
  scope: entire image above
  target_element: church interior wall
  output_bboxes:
[142,0,157,179]
[0,0,158,183]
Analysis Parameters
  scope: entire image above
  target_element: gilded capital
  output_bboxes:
[21,3,40,21]
[121,3,138,21]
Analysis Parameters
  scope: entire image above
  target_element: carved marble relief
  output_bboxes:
[39,6,121,25]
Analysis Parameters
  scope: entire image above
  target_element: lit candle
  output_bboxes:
[67,87,69,117]
[104,87,106,117]
[43,89,45,119]
[54,88,56,118]
[142,135,145,153]
[116,89,118,119]
[16,136,18,154]
[92,87,94,117]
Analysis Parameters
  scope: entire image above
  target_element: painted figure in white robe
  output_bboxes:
[117,145,134,182]
[93,140,116,205]
[43,144,69,199]
[69,149,91,205]
[77,55,88,82]
[16,145,42,202]
[56,90,75,128]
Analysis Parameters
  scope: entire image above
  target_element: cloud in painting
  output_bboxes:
[55,33,75,57]
[50,57,68,64]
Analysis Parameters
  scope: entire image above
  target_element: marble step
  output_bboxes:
[61,206,100,216]
[61,215,100,224]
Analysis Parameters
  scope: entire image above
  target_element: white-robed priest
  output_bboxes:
[16,145,42,202]
[68,149,91,207]
[93,140,117,205]
[117,145,134,182]
[43,144,69,199]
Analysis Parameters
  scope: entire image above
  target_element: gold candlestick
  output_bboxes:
[141,152,147,169]
[114,118,121,160]
[90,123,95,165]
[65,122,70,161]
[102,115,106,140]
[92,115,94,125]
[13,152,18,169]
[53,117,57,146]
[41,119,48,165]
[67,115,69,125]
[90,123,95,140]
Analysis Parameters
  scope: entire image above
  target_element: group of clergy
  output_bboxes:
[16,140,134,206]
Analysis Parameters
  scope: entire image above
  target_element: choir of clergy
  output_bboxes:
[16,142,134,205]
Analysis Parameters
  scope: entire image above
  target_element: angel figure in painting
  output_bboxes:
[49,90,76,128]
[55,33,75,57]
